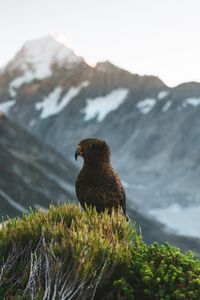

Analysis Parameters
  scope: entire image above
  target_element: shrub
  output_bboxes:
[0,204,199,299]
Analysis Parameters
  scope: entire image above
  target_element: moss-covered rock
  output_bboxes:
[0,204,199,299]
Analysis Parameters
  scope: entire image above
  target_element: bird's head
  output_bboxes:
[75,138,111,164]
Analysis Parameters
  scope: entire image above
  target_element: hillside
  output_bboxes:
[0,204,199,300]
[0,117,77,217]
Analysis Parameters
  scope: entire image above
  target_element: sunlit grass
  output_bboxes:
[0,204,199,299]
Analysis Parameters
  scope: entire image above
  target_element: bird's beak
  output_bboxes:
[75,145,83,161]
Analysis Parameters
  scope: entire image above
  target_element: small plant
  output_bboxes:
[0,204,199,299]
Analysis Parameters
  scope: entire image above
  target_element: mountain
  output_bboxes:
[0,35,200,241]
[0,116,77,218]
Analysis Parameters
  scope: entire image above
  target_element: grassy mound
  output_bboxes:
[0,204,199,299]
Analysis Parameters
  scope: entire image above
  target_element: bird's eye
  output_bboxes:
[87,144,92,148]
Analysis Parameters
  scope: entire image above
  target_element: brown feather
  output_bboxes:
[75,138,128,220]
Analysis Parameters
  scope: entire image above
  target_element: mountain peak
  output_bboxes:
[95,61,117,72]
[23,34,82,63]
[7,34,84,80]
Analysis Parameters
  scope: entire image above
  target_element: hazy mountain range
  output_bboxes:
[0,116,76,218]
[0,34,200,251]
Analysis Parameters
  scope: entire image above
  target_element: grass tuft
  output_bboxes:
[0,204,199,299]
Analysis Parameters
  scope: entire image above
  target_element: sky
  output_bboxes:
[0,0,200,87]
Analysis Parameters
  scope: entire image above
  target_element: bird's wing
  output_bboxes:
[110,169,126,213]
[120,182,126,213]
[117,179,130,221]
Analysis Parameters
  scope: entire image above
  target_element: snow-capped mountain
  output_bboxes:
[1,35,200,242]
[2,34,83,99]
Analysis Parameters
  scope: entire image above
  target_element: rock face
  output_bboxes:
[1,35,200,241]
[0,117,77,218]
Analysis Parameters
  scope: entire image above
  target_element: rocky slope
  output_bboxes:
[0,34,200,240]
[0,117,77,218]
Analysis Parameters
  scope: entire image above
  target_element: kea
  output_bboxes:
[75,138,129,220]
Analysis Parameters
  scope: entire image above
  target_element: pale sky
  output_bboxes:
[0,0,200,87]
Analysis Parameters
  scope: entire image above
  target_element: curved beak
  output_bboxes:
[75,146,83,161]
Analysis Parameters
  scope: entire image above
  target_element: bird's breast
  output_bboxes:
[76,169,105,189]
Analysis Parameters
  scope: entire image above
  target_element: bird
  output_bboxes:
[75,138,129,220]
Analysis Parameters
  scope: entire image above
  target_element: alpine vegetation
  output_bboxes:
[0,204,199,299]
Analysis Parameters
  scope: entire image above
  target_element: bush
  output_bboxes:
[0,204,199,299]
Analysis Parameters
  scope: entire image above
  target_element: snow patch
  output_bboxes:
[82,88,129,122]
[59,81,89,110]
[0,100,16,114]
[157,90,169,100]
[183,98,200,107]
[9,87,17,98]
[10,71,34,92]
[36,87,63,119]
[36,81,89,119]
[162,101,172,112]
[136,98,156,114]
[149,203,200,238]
[30,119,36,127]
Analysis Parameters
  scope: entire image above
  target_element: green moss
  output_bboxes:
[0,204,199,299]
